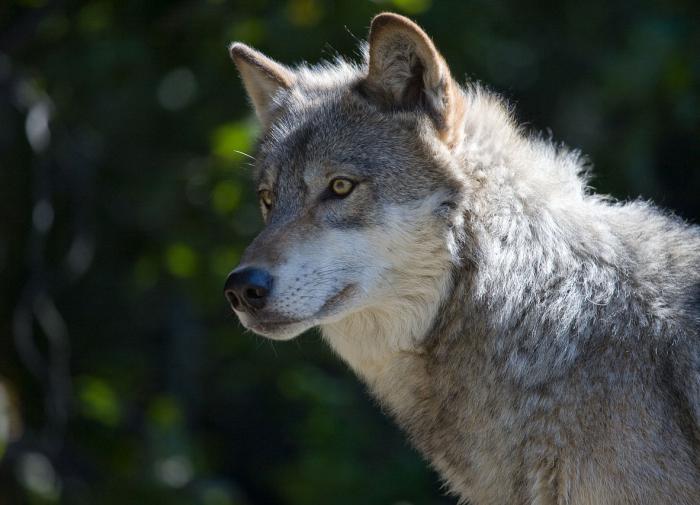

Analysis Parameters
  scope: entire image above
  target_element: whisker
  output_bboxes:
[233,150,256,161]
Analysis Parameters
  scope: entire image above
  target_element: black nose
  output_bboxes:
[224,267,273,312]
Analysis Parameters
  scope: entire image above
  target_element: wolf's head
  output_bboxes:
[225,13,468,342]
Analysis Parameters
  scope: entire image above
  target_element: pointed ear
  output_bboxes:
[229,42,295,125]
[364,13,463,144]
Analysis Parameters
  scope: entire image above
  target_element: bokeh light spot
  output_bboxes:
[212,180,242,215]
[390,0,432,15]
[157,68,198,111]
[165,243,198,278]
[148,396,182,428]
[155,455,193,488]
[228,19,266,46]
[211,121,253,161]
[16,452,61,501]
[77,376,122,427]
[32,199,54,232]
[287,0,323,27]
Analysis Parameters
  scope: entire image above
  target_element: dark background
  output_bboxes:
[1,1,698,504]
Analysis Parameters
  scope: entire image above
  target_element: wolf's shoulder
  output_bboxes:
[605,199,700,264]
[602,199,700,326]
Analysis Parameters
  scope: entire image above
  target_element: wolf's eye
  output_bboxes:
[329,178,355,197]
[259,189,273,209]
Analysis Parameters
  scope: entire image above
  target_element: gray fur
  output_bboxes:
[227,13,700,504]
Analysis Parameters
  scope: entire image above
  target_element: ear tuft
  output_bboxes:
[364,13,463,145]
[229,42,295,125]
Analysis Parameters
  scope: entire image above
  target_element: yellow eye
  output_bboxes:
[259,189,273,209]
[330,178,355,197]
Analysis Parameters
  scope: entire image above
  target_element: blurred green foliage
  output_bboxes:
[0,0,698,504]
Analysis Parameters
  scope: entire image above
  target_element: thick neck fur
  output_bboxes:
[321,84,610,398]
[320,85,700,503]
[321,227,455,388]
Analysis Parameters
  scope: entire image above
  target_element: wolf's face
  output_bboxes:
[225,14,467,340]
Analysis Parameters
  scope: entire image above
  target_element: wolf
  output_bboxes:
[223,12,700,504]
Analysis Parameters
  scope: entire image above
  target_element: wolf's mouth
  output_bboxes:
[247,318,302,333]
[317,284,357,317]
[241,284,358,338]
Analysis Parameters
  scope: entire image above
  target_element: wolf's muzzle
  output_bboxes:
[224,267,272,312]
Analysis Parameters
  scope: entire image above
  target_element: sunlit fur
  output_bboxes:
[229,13,700,504]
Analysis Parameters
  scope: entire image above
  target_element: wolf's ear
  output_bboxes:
[364,13,463,144]
[229,43,295,125]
